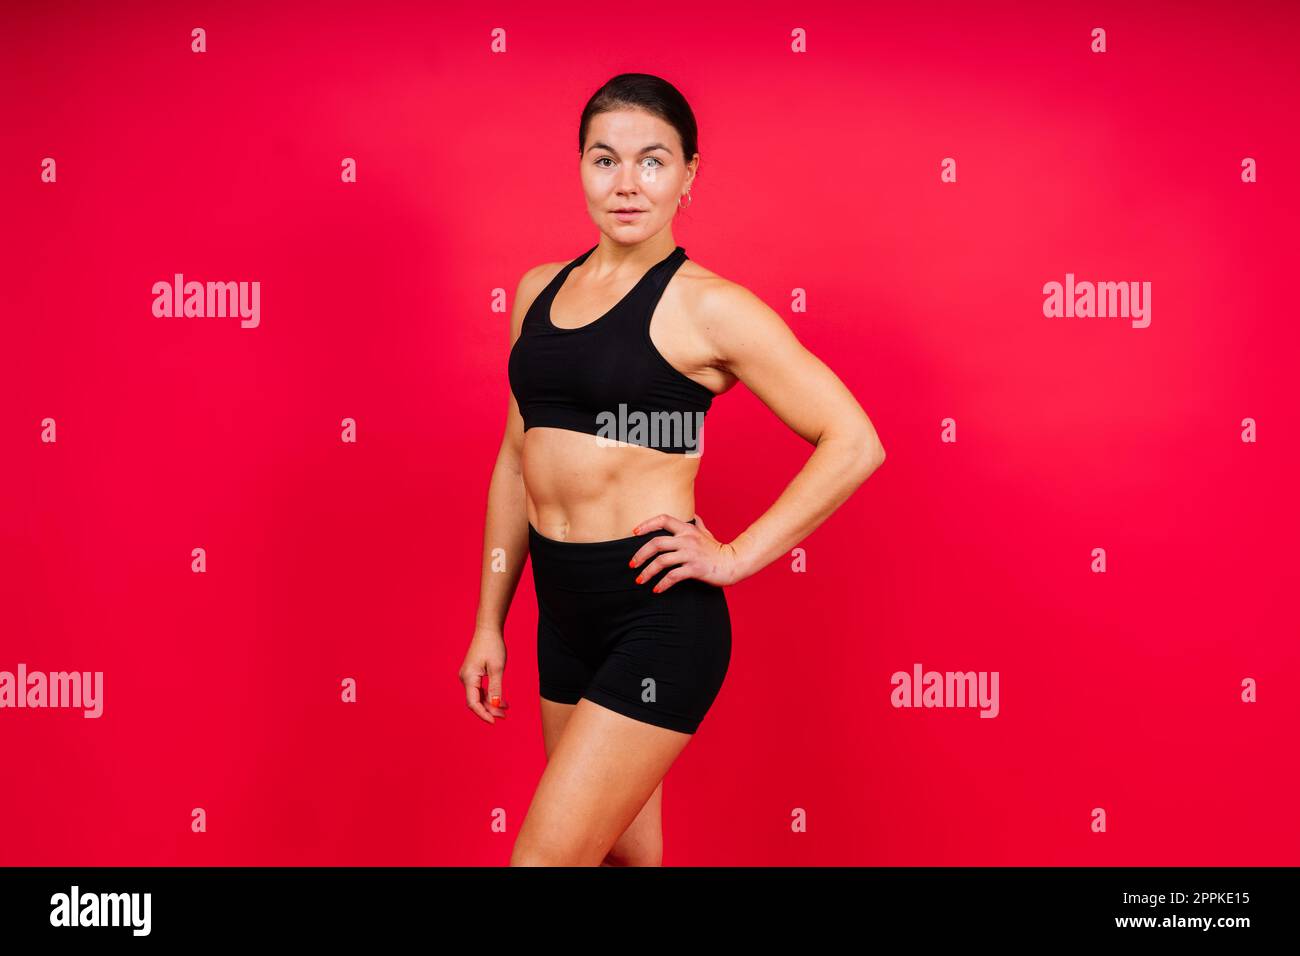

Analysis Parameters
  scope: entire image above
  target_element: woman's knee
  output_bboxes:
[510,834,604,867]
[602,836,663,867]
[510,845,588,866]
[511,834,660,867]
[601,847,662,866]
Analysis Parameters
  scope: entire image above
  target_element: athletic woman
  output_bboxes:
[458,73,886,866]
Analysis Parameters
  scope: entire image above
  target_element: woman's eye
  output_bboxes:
[594,156,664,168]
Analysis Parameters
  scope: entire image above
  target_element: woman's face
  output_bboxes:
[580,108,697,243]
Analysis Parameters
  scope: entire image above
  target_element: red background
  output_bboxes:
[3,0,1297,865]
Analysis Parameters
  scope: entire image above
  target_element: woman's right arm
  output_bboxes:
[459,265,549,725]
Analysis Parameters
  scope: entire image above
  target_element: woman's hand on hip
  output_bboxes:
[459,627,509,724]
[629,513,746,591]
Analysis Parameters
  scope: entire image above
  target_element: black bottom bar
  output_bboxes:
[0,866,1291,942]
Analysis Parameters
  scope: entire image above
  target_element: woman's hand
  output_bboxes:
[459,627,510,724]
[628,513,747,592]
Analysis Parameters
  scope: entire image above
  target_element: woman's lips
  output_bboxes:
[613,210,644,221]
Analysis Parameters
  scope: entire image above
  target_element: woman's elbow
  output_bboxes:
[852,433,885,477]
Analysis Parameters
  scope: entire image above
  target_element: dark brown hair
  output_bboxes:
[578,73,699,162]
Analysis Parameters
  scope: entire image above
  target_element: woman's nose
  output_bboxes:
[620,164,650,191]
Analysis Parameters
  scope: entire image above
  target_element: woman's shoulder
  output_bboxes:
[510,255,572,320]
[677,254,778,329]
[519,255,570,294]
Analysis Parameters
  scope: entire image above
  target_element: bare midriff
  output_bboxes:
[522,427,702,542]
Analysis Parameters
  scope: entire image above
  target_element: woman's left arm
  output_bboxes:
[629,277,883,590]
[700,279,886,585]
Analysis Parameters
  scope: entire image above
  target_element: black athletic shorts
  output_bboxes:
[528,518,732,735]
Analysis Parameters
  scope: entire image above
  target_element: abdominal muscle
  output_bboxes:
[522,427,701,542]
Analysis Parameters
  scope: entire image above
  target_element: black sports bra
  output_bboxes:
[507,244,715,455]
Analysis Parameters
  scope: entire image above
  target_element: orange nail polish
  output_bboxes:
[628,558,636,567]
[491,696,501,707]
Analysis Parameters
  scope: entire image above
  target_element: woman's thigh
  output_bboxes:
[512,697,690,866]
[539,698,664,865]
